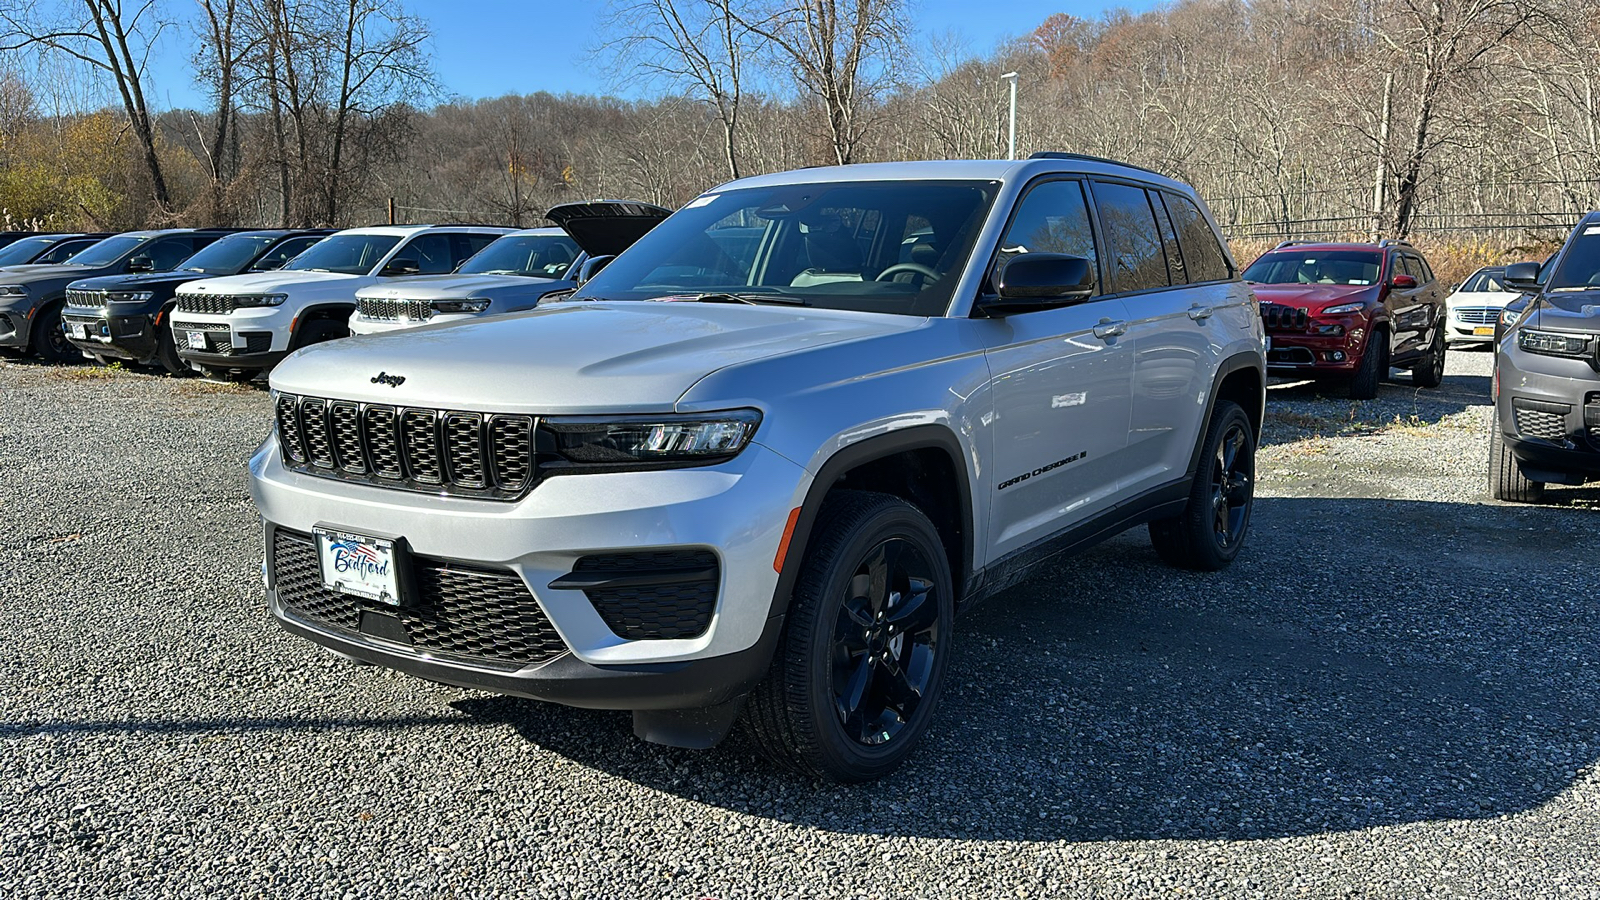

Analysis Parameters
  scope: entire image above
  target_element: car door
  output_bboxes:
[979,178,1133,560]
[1115,185,1235,495]
[1388,253,1429,361]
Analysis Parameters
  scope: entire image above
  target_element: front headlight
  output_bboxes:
[1320,303,1365,315]
[234,293,289,308]
[1517,328,1594,358]
[0,285,26,297]
[542,410,762,471]
[431,298,491,313]
[1500,307,1522,326]
[106,291,155,302]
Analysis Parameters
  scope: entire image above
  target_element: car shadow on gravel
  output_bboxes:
[454,496,1599,843]
[1261,370,1492,449]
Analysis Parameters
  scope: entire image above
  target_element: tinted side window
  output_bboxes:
[398,234,455,274]
[455,233,499,264]
[1149,190,1186,285]
[1162,193,1231,283]
[142,238,196,271]
[1091,181,1167,292]
[1410,255,1433,283]
[39,239,94,263]
[255,236,322,270]
[995,180,1099,289]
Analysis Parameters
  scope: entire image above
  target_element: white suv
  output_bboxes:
[170,225,510,378]
[251,157,1264,781]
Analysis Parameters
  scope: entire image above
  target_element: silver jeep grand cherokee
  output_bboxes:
[251,155,1266,782]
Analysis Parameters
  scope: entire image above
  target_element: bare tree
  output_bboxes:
[192,0,251,221]
[604,0,757,180]
[0,0,174,213]
[738,0,907,165]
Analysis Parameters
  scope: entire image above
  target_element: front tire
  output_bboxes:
[32,300,77,363]
[1411,328,1445,389]
[1346,328,1387,400]
[1489,424,1544,503]
[155,305,187,375]
[745,490,954,782]
[1149,400,1256,571]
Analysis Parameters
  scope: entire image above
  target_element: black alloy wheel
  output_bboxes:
[830,537,942,748]
[1209,419,1253,552]
[1149,400,1256,571]
[746,490,955,782]
[1412,328,1446,389]
[34,301,77,363]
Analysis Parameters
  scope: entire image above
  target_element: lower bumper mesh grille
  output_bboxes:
[570,550,719,640]
[271,529,569,668]
[1515,407,1567,442]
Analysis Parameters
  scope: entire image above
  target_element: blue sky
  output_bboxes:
[145,0,1156,110]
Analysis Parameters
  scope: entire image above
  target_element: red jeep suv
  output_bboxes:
[1242,239,1447,399]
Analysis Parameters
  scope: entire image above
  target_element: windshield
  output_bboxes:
[62,235,146,267]
[1548,227,1600,291]
[1460,268,1507,292]
[1242,250,1381,286]
[179,234,279,275]
[0,235,60,265]
[458,233,581,277]
[283,233,401,275]
[575,180,998,316]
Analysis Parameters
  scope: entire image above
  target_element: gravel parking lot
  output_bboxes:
[2,348,1597,898]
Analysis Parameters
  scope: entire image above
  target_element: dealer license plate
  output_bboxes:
[75,324,90,340]
[186,331,207,350]
[315,528,400,605]
[1473,326,1494,336]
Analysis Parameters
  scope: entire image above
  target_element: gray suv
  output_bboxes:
[251,155,1266,781]
[1490,212,1600,502]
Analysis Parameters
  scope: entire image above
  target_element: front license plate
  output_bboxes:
[1473,326,1494,336]
[186,331,207,350]
[316,528,400,605]
[1264,335,1272,353]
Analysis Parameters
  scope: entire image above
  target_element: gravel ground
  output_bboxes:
[2,348,1598,898]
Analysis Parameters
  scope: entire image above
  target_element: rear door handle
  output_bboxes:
[1092,319,1128,340]
[1187,304,1214,321]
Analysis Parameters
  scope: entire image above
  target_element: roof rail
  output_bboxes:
[1026,151,1166,178]
[1377,238,1413,249]
[1272,239,1324,250]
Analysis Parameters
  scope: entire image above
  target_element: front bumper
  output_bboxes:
[348,312,477,336]
[0,304,35,348]
[61,309,159,361]
[1496,346,1600,481]
[250,437,807,694]
[171,308,291,371]
[1264,324,1368,374]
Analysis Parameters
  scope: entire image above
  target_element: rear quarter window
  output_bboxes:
[1162,193,1231,283]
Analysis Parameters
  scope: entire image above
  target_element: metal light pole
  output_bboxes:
[1001,72,1019,160]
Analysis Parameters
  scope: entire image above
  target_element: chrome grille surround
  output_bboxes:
[1453,306,1502,325]
[273,392,536,500]
[174,292,239,315]
[64,289,108,310]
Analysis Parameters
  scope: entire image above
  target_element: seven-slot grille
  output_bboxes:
[64,289,107,309]
[1260,303,1309,331]
[357,297,433,321]
[274,391,535,500]
[270,529,569,669]
[174,292,240,314]
[1453,307,1501,325]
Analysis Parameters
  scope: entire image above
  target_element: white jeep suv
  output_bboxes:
[251,156,1265,781]
[171,224,510,378]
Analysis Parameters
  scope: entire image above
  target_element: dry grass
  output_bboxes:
[1228,233,1564,288]
[52,362,129,380]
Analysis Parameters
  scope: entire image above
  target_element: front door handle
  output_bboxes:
[1187,304,1214,321]
[1092,319,1128,340]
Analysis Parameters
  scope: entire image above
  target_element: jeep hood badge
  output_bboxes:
[371,372,406,387]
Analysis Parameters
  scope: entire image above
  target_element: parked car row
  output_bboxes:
[0,205,671,379]
[8,155,1593,782]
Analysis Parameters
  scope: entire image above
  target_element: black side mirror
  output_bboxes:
[125,256,154,273]
[980,253,1096,316]
[1503,261,1540,292]
[576,255,615,286]
[252,257,286,271]
[380,258,420,277]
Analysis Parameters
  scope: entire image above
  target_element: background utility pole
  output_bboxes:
[1371,73,1393,241]
[1001,71,1018,159]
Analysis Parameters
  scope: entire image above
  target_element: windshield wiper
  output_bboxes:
[689,292,809,306]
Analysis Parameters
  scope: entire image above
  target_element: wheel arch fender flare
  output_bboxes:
[1187,351,1266,479]
[766,424,976,622]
